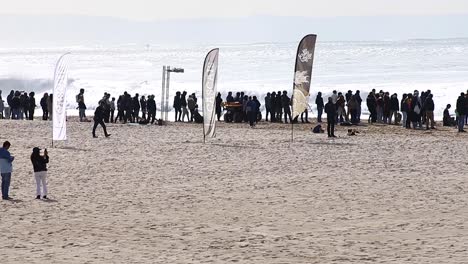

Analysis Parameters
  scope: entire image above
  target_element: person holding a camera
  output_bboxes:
[31,147,49,199]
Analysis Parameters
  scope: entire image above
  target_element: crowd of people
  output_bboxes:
[2,87,468,136]
[0,90,55,120]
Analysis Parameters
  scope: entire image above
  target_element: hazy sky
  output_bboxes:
[1,0,468,20]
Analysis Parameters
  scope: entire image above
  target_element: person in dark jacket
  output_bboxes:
[270,92,276,122]
[400,94,408,127]
[226,92,234,103]
[355,90,362,122]
[282,91,292,123]
[20,92,29,120]
[147,95,157,124]
[456,93,466,132]
[173,91,182,122]
[275,91,282,122]
[10,91,21,120]
[6,90,14,118]
[324,97,337,138]
[139,96,147,120]
[28,92,36,120]
[316,92,324,123]
[215,93,223,121]
[246,97,257,127]
[92,102,111,138]
[389,93,399,125]
[31,147,49,199]
[423,93,435,129]
[40,93,49,121]
[443,104,456,127]
[264,93,271,122]
[132,94,140,123]
[366,93,377,123]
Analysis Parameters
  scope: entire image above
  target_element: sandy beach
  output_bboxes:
[0,118,467,263]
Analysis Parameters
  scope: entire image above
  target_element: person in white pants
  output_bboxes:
[30,147,49,199]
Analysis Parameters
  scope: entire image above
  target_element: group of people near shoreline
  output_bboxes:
[0,90,53,120]
[0,141,49,201]
[2,87,468,137]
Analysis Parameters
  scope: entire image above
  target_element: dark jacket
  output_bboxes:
[424,98,435,111]
[325,102,336,118]
[173,95,181,109]
[40,97,48,110]
[390,97,399,111]
[316,95,324,109]
[94,105,105,121]
[456,96,467,115]
[31,154,49,172]
[147,98,156,112]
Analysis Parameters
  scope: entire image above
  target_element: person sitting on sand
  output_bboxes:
[92,101,111,138]
[443,104,456,127]
[31,147,49,199]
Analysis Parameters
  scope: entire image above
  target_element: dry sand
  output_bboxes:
[0,118,467,263]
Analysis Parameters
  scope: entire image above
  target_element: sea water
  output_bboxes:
[1,39,467,119]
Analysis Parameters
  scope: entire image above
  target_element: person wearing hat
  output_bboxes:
[0,141,14,200]
[31,147,49,199]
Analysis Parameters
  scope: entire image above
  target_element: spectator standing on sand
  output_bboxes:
[173,91,182,122]
[264,92,271,122]
[110,97,116,123]
[188,95,196,122]
[401,94,408,127]
[40,93,49,120]
[0,141,14,200]
[181,91,189,122]
[76,89,88,122]
[147,95,157,124]
[270,92,277,122]
[275,91,283,122]
[6,90,14,119]
[28,92,36,120]
[456,93,466,132]
[389,93,399,125]
[355,90,362,122]
[132,94,140,123]
[366,92,376,123]
[31,147,49,199]
[215,92,223,122]
[140,96,147,121]
[47,94,53,121]
[0,91,4,119]
[423,93,435,130]
[316,92,324,123]
[325,97,336,138]
[282,91,292,124]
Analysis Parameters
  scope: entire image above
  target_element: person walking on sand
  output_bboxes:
[456,92,467,132]
[92,101,111,138]
[325,97,337,138]
[0,141,14,200]
[31,147,49,199]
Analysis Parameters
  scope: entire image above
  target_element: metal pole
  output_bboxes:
[165,66,170,122]
[161,66,166,120]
